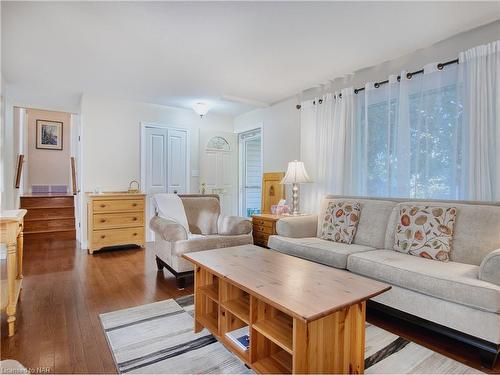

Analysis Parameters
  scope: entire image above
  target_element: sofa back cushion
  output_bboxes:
[319,196,397,249]
[180,195,220,235]
[385,201,500,266]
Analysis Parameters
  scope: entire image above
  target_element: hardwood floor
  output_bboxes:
[1,239,498,374]
[1,239,192,373]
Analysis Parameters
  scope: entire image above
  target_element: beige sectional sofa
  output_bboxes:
[268,196,500,368]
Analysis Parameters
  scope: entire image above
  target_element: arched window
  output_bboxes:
[206,136,230,151]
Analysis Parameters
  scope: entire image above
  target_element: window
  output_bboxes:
[207,136,230,151]
[239,129,262,217]
[354,65,463,199]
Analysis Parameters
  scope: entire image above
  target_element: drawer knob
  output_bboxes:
[100,204,106,208]
[100,219,106,223]
[132,203,138,207]
[132,217,137,221]
[133,233,138,236]
[101,235,106,239]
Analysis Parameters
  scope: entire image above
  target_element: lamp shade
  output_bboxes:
[281,160,311,184]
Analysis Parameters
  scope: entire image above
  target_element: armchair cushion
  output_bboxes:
[150,215,188,242]
[217,216,252,235]
[172,234,253,256]
[276,215,318,238]
[479,249,500,286]
[152,193,190,233]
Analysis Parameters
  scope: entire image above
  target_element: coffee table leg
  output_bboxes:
[292,301,366,374]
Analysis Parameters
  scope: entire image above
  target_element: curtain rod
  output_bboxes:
[295,58,459,109]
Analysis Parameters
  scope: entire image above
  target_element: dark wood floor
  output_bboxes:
[1,239,498,374]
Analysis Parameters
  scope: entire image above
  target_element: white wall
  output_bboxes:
[80,94,235,247]
[26,108,72,189]
[304,19,500,97]
[234,97,300,173]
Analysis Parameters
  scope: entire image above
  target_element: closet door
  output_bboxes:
[167,129,187,194]
[144,126,189,241]
[145,127,168,241]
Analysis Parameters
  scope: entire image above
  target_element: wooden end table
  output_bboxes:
[1,209,27,337]
[184,245,390,374]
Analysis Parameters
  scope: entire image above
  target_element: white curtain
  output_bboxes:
[300,88,356,213]
[354,62,463,200]
[300,40,500,209]
[459,41,500,201]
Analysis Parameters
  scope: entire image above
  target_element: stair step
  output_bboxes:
[20,196,74,209]
[25,216,75,222]
[24,229,76,241]
[24,218,75,233]
[24,228,75,234]
[25,207,75,221]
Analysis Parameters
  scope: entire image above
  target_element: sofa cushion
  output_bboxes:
[393,205,457,262]
[320,201,361,244]
[268,236,376,269]
[347,249,500,313]
[385,201,500,266]
[171,234,252,256]
[319,197,397,249]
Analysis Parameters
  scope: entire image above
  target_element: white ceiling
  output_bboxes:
[2,1,500,116]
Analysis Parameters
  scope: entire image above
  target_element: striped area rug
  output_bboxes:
[100,295,483,374]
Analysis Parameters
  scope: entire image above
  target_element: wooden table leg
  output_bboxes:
[6,241,17,337]
[293,301,366,374]
[17,232,23,279]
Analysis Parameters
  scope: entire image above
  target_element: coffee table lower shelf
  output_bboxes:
[191,265,368,374]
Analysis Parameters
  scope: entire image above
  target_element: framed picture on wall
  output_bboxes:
[36,120,63,150]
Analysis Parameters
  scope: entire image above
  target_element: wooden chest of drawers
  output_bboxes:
[252,214,284,248]
[87,193,146,254]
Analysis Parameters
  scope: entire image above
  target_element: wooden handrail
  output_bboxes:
[71,157,77,195]
[14,154,24,189]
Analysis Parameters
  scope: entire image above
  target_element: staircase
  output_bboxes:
[20,194,76,241]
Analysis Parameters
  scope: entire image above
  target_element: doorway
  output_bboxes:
[238,128,262,217]
[199,130,238,216]
[13,106,81,241]
[140,123,189,241]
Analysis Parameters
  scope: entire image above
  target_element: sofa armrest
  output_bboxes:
[217,216,252,235]
[276,215,318,238]
[149,215,188,242]
[479,249,500,286]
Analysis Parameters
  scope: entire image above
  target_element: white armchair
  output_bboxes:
[150,194,253,288]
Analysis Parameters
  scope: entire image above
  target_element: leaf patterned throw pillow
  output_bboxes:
[394,205,457,262]
[321,201,361,244]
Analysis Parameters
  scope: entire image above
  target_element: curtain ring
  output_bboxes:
[296,104,301,110]
[318,98,323,104]
[339,93,343,99]
[313,100,316,105]
[437,63,444,70]
[406,72,412,79]
[354,89,359,94]
[374,82,380,88]
[397,75,401,82]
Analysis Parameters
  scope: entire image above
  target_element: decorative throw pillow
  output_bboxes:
[321,201,361,244]
[394,205,457,262]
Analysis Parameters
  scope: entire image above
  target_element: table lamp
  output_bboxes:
[281,160,311,215]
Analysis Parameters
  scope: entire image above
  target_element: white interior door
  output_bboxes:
[143,125,188,241]
[199,130,237,216]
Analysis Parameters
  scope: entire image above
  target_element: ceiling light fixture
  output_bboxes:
[193,102,209,118]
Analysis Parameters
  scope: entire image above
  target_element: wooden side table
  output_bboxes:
[252,214,285,248]
[0,209,27,337]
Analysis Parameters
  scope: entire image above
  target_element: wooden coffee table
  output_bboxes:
[183,245,390,374]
